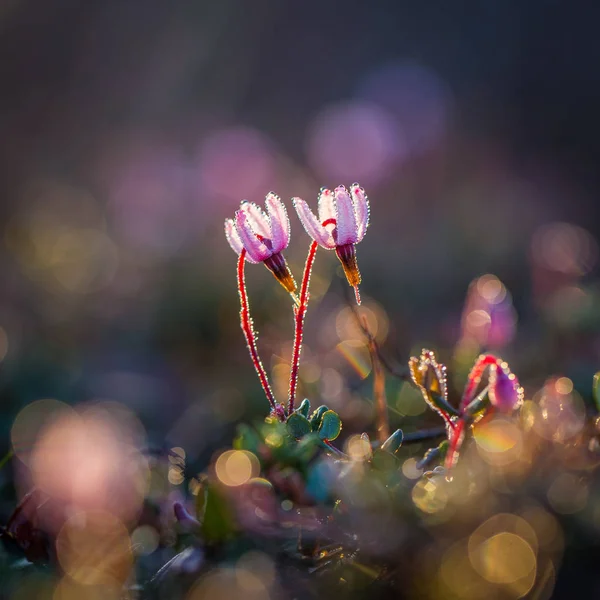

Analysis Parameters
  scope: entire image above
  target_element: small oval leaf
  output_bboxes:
[298,398,311,417]
[309,405,329,431]
[381,429,404,455]
[318,410,342,441]
[286,413,312,438]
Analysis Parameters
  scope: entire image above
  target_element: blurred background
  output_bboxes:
[1,0,600,594]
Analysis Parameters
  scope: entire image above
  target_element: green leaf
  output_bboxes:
[287,412,312,438]
[297,398,311,418]
[318,410,342,441]
[381,429,404,455]
[309,405,329,431]
[594,372,600,413]
[293,433,321,463]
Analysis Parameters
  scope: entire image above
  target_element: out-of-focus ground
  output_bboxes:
[1,1,600,596]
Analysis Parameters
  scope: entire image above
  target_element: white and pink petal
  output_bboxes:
[350,183,369,243]
[235,210,272,262]
[334,185,358,245]
[239,201,271,240]
[293,197,336,249]
[318,188,337,226]
[265,192,290,253]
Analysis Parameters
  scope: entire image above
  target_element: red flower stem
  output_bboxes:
[288,241,319,414]
[444,417,466,471]
[438,408,457,431]
[237,250,276,411]
[460,354,499,411]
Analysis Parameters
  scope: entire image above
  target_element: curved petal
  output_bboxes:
[318,188,337,225]
[265,192,290,253]
[334,185,358,245]
[292,198,335,249]
[350,183,370,243]
[239,201,271,239]
[235,210,272,262]
[225,218,258,263]
[489,363,524,412]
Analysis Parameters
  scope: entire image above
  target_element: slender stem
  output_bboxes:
[237,250,276,411]
[402,427,447,444]
[444,417,466,470]
[460,354,498,410]
[363,317,390,442]
[343,281,413,384]
[288,241,318,413]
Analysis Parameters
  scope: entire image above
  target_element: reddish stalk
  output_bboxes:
[437,407,457,432]
[444,418,466,471]
[459,354,498,410]
[362,317,390,443]
[288,241,319,414]
[237,250,276,411]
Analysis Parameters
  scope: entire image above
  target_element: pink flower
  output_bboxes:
[293,184,369,297]
[488,361,524,412]
[225,193,296,294]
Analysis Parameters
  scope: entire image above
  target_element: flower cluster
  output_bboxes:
[224,182,525,476]
[225,184,370,299]
[409,348,524,470]
[224,183,370,420]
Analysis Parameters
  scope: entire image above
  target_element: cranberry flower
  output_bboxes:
[293,184,369,303]
[225,193,296,295]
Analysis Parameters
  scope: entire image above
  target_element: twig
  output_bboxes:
[288,241,318,414]
[342,281,413,384]
[237,250,277,411]
[364,316,390,442]
[401,427,447,444]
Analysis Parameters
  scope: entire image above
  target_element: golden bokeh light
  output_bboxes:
[335,302,389,344]
[555,377,573,395]
[470,532,536,593]
[473,417,523,467]
[215,450,259,487]
[468,513,538,597]
[518,505,562,552]
[345,434,372,462]
[56,511,132,587]
[438,539,491,600]
[412,475,448,514]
